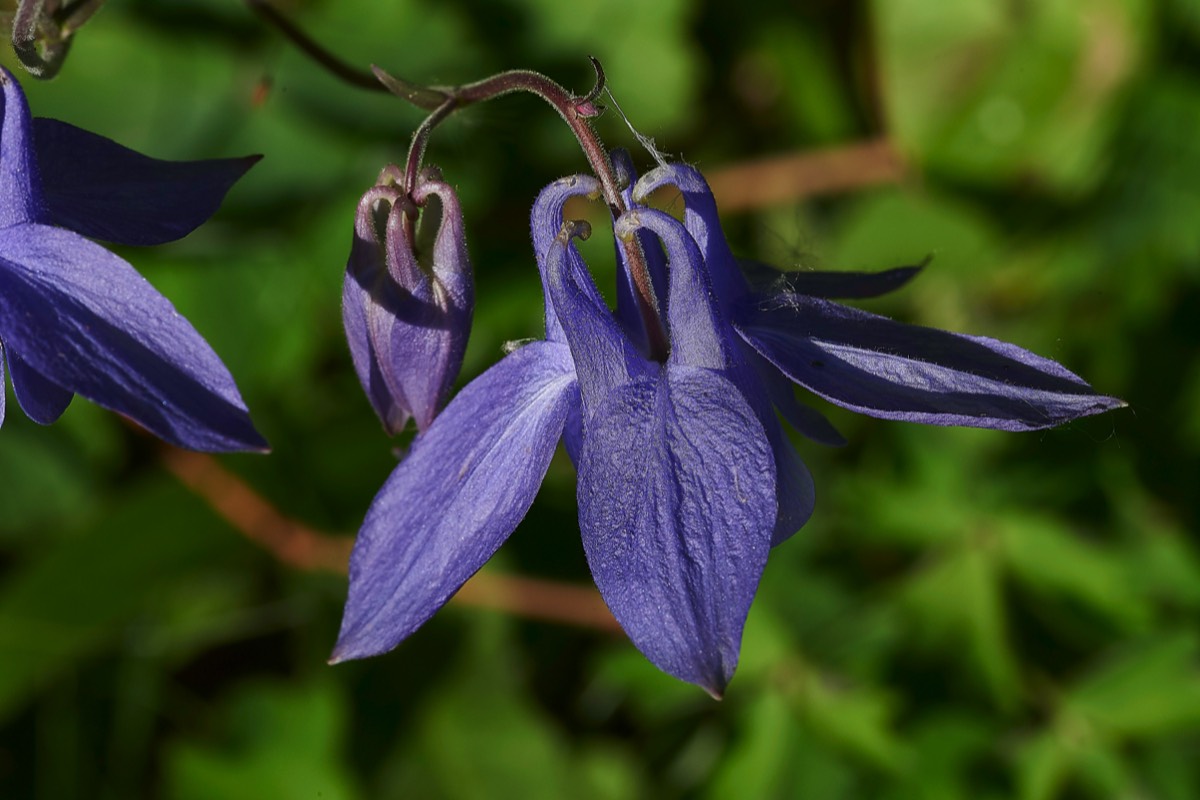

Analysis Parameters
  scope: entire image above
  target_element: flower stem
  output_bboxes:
[246,0,668,357]
[407,64,669,358]
[399,97,458,245]
[244,0,395,94]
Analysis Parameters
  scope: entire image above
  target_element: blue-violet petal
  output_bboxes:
[32,118,258,246]
[0,67,41,228]
[737,295,1126,431]
[0,223,266,451]
[332,341,578,662]
[7,347,72,424]
[577,366,775,697]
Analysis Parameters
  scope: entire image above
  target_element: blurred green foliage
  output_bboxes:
[0,0,1195,797]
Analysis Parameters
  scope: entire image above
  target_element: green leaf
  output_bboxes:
[831,189,1000,282]
[875,0,1146,193]
[1066,634,1200,739]
[1017,720,1135,800]
[1000,513,1150,631]
[405,617,639,800]
[592,647,712,722]
[138,197,348,403]
[1141,737,1200,800]
[896,541,1021,709]
[708,693,862,799]
[275,0,481,137]
[1166,0,1200,44]
[1072,741,1136,800]
[707,690,795,797]
[1095,74,1200,273]
[419,680,578,800]
[1127,526,1200,611]
[784,660,909,772]
[0,478,239,723]
[165,680,360,800]
[883,713,1000,800]
[13,14,248,159]
[829,428,1011,551]
[1017,732,1073,800]
[740,26,857,144]
[0,424,98,540]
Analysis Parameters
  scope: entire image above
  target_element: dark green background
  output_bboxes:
[1,0,1196,797]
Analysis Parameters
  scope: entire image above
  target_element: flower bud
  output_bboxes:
[11,0,106,79]
[343,165,474,435]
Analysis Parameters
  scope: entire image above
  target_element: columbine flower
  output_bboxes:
[0,67,265,452]
[333,158,1123,697]
[343,165,473,435]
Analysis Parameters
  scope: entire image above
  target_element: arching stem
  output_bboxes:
[405,64,668,358]
[248,0,668,358]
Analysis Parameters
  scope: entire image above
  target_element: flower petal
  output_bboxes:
[633,163,748,305]
[616,208,728,370]
[530,175,602,343]
[737,296,1126,431]
[759,358,846,446]
[611,149,669,353]
[0,68,41,228]
[342,270,410,434]
[331,341,578,661]
[342,188,409,433]
[577,366,776,696]
[390,177,474,431]
[7,347,72,424]
[0,343,6,428]
[543,220,652,410]
[31,118,258,246]
[739,259,926,299]
[766,419,816,546]
[0,223,266,450]
[343,177,475,435]
[413,176,474,316]
[630,167,847,445]
[615,207,809,541]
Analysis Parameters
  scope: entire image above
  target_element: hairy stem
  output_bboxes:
[411,65,669,358]
[400,97,458,244]
[244,0,394,94]
[247,0,668,356]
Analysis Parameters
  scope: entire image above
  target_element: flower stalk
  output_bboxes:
[246,0,668,358]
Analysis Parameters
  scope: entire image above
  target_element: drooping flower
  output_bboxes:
[0,66,265,452]
[342,165,473,435]
[333,158,1123,697]
[549,209,779,695]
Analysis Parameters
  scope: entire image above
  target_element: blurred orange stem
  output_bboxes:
[703,137,905,212]
[160,449,623,634]
[563,137,905,222]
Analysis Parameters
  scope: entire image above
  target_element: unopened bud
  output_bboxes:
[342,166,473,435]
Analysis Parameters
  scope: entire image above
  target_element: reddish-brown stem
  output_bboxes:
[692,138,905,211]
[400,97,458,244]
[248,0,668,355]
[245,0,395,94]
[414,67,669,359]
[160,447,622,634]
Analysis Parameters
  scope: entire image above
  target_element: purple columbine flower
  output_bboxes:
[333,159,1123,697]
[0,67,265,452]
[342,165,473,435]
